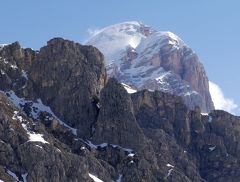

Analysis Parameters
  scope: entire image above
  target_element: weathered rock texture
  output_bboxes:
[0,39,239,182]
[92,78,147,150]
[0,38,107,138]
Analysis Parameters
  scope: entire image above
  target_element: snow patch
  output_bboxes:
[166,163,174,178]
[28,133,49,144]
[35,145,43,149]
[21,123,49,144]
[9,107,49,144]
[128,153,135,157]
[209,146,216,151]
[208,116,213,123]
[88,173,104,182]
[22,173,28,182]
[6,90,77,135]
[87,141,133,153]
[166,163,174,168]
[121,83,137,94]
[21,70,28,80]
[0,69,5,75]
[86,21,146,65]
[0,44,8,50]
[7,169,19,181]
[166,168,174,178]
[10,64,18,70]
[116,174,122,182]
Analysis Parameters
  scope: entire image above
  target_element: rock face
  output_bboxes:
[0,38,107,138]
[87,21,214,112]
[92,78,147,150]
[28,38,106,137]
[0,92,109,182]
[1,38,240,182]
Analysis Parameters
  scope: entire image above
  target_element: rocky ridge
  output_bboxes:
[0,39,240,182]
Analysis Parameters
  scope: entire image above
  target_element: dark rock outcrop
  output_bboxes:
[0,92,114,182]
[92,78,147,151]
[0,38,107,138]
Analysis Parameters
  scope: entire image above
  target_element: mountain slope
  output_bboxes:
[1,39,240,181]
[86,21,214,113]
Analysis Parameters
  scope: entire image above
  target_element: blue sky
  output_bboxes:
[1,0,239,114]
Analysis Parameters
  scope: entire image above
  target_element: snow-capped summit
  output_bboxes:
[86,21,151,65]
[86,21,214,112]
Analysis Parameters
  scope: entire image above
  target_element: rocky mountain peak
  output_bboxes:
[86,21,214,113]
[1,37,240,181]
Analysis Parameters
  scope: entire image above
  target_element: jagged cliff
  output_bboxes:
[0,39,240,182]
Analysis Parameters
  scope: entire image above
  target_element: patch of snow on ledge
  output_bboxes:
[116,174,122,182]
[209,146,216,151]
[89,173,104,182]
[6,90,77,135]
[21,123,49,144]
[121,83,137,94]
[166,163,174,168]
[7,169,19,181]
[87,140,133,153]
[22,173,28,182]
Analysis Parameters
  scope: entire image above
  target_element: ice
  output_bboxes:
[88,173,104,182]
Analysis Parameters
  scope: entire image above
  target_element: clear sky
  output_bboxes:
[1,0,239,114]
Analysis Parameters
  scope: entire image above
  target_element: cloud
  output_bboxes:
[87,28,102,37]
[209,81,238,114]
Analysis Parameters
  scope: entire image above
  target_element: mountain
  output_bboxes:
[86,21,214,113]
[1,38,240,181]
